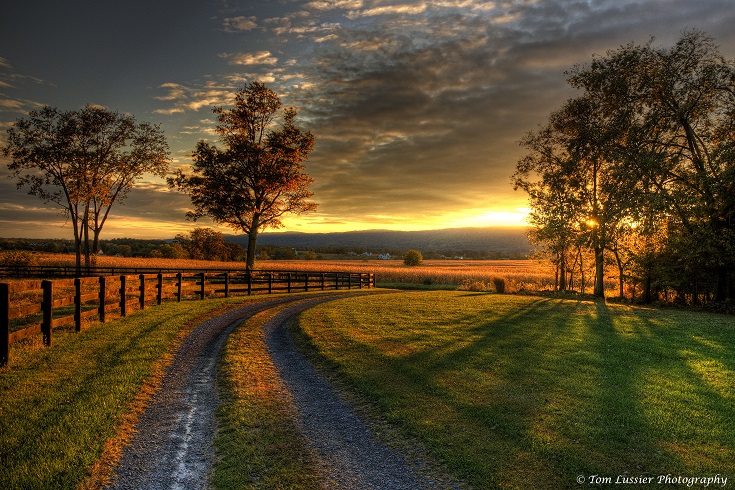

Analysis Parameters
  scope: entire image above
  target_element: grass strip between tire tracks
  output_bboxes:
[213,302,322,489]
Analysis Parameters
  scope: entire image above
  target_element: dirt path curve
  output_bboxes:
[106,294,329,490]
[108,291,456,489]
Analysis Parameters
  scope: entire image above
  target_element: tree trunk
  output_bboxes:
[245,214,261,272]
[558,252,567,291]
[579,247,585,295]
[643,270,652,303]
[593,246,605,298]
[613,249,625,299]
[83,205,91,270]
[70,207,82,275]
[246,231,258,271]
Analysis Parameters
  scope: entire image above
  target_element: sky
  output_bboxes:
[1,0,734,239]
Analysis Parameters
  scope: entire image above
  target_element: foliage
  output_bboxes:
[515,31,735,303]
[173,228,244,261]
[403,249,423,266]
[297,291,735,488]
[169,82,317,270]
[3,106,170,271]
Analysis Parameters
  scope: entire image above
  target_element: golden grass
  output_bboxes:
[25,254,557,293]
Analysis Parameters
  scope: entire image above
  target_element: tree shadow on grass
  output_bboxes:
[361,296,735,488]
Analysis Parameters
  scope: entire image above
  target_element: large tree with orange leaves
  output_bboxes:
[169,82,317,270]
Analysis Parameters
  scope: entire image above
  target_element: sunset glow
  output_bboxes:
[1,2,733,239]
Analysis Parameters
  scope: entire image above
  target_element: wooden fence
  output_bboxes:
[0,270,375,366]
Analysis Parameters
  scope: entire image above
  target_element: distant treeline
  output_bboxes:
[1,233,527,262]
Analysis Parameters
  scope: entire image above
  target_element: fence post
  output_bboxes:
[157,273,163,305]
[1,283,9,367]
[199,272,206,300]
[120,276,127,317]
[99,276,106,323]
[177,273,183,302]
[287,273,292,294]
[268,272,273,294]
[139,274,146,310]
[41,280,53,346]
[321,273,325,291]
[224,272,230,298]
[305,273,309,292]
[74,278,82,332]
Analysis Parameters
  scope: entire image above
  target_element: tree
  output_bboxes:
[568,30,735,301]
[515,95,631,298]
[169,82,317,270]
[517,31,735,303]
[403,249,423,266]
[3,105,170,271]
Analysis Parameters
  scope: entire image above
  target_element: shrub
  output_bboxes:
[403,249,423,266]
[493,277,506,294]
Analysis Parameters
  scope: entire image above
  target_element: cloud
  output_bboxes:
[222,15,258,32]
[305,0,364,10]
[153,81,235,114]
[220,51,279,66]
[347,2,428,18]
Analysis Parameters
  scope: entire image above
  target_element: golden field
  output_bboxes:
[18,254,556,293]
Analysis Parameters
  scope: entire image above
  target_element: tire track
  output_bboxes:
[107,290,453,489]
[263,295,462,489]
[106,294,349,489]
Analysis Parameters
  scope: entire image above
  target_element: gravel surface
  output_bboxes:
[264,297,462,489]
[108,291,459,489]
[106,296,312,490]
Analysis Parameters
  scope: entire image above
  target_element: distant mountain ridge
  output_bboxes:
[229,227,532,255]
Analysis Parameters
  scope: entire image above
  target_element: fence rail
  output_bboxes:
[0,270,375,366]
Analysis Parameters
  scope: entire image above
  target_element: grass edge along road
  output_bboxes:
[295,290,735,489]
[0,296,263,489]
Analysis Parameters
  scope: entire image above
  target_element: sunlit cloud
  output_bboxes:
[153,81,235,114]
[220,51,279,66]
[222,16,258,32]
[305,0,364,10]
[348,2,428,18]
[0,97,45,113]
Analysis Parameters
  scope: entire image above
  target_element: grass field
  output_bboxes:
[295,291,735,488]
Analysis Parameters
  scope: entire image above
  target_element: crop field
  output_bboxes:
[19,253,557,292]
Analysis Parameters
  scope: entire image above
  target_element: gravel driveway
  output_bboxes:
[107,292,459,489]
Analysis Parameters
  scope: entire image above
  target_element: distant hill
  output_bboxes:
[229,227,532,256]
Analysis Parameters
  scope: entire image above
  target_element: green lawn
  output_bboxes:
[295,291,735,488]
